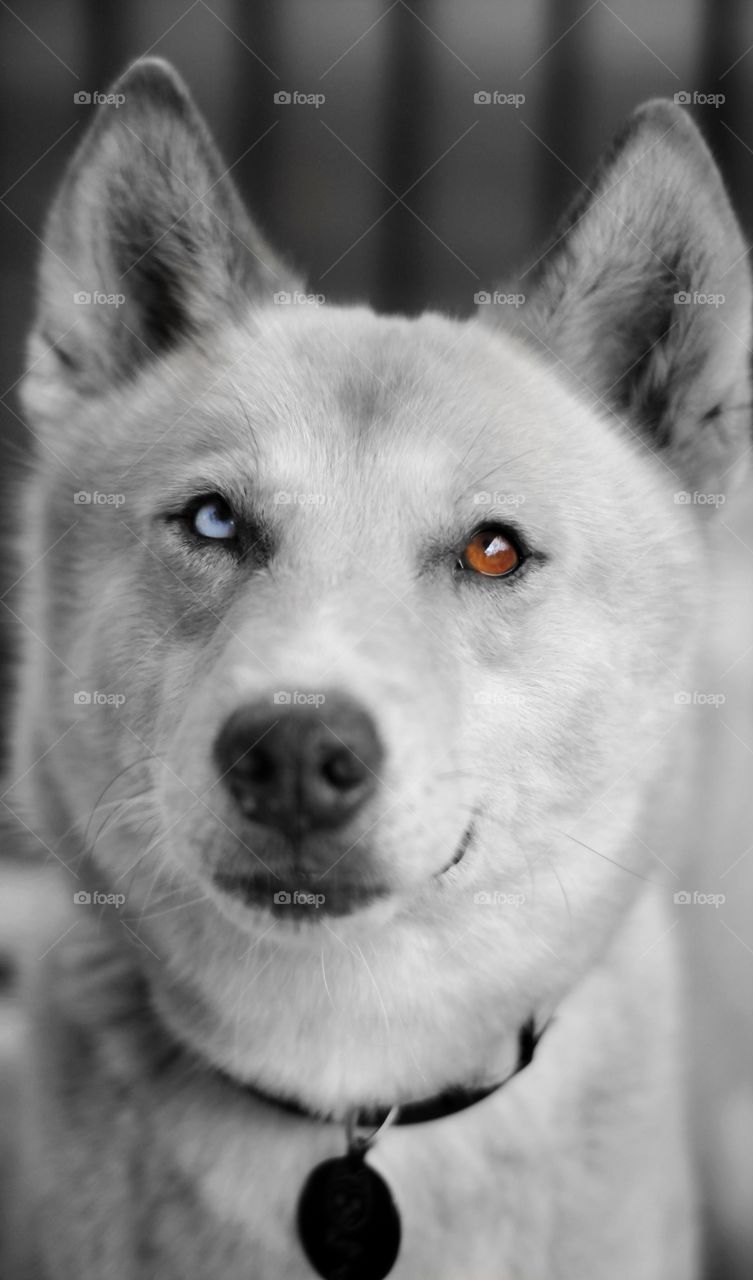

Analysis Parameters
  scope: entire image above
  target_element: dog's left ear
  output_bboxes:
[500,102,752,498]
[23,58,300,417]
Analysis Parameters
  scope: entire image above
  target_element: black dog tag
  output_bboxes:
[297,1153,401,1280]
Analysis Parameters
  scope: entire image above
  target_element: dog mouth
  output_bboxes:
[212,871,390,919]
[436,820,475,877]
[213,822,475,919]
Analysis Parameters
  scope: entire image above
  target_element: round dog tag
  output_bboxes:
[297,1154,401,1280]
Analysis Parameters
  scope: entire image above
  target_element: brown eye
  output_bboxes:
[461,527,521,577]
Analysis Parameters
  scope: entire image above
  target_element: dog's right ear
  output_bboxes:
[493,102,752,501]
[22,59,299,417]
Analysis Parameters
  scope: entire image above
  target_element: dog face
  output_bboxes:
[15,60,750,1107]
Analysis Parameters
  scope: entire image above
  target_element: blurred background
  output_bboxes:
[1,1,752,1276]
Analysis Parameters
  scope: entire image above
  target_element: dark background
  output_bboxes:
[2,0,753,449]
[1,3,753,1276]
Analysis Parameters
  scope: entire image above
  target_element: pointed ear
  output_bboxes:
[501,102,752,499]
[23,58,300,415]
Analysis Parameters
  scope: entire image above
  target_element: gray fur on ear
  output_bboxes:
[24,58,299,406]
[495,101,752,498]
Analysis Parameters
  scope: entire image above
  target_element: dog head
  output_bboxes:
[15,60,751,1108]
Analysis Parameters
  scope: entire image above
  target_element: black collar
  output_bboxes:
[220,1017,547,1129]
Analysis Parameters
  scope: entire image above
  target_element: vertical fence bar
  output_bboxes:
[82,0,132,89]
[532,0,592,247]
[375,0,433,314]
[229,0,283,246]
[698,0,753,238]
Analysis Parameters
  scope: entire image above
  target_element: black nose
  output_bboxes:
[213,694,383,834]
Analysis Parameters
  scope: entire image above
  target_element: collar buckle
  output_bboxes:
[345,1104,399,1156]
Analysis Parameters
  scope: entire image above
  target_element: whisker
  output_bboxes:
[320,948,335,1009]
[82,755,156,850]
[91,794,153,855]
[553,828,655,884]
[129,893,209,923]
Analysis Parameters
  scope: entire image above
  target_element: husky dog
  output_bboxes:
[3,58,750,1279]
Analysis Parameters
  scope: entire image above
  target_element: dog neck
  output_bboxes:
[64,899,551,1127]
[207,1016,548,1129]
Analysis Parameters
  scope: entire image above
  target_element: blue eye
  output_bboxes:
[191,496,237,541]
